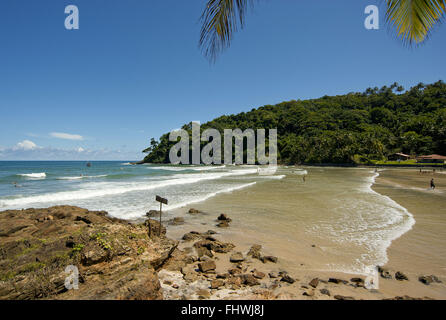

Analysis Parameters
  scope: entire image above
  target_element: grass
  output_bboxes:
[370,159,445,166]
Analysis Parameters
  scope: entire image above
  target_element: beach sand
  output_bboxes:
[163,166,446,300]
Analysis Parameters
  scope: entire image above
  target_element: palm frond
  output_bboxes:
[386,0,446,44]
[199,0,253,62]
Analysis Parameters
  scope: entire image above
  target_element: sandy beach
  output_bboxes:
[161,166,446,300]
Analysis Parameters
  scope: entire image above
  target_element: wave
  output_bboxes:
[0,169,258,208]
[17,173,46,179]
[293,170,308,175]
[148,165,226,172]
[355,172,415,273]
[56,175,108,180]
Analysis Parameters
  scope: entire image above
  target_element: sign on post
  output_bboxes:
[155,195,168,236]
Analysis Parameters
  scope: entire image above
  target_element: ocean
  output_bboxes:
[0,161,415,274]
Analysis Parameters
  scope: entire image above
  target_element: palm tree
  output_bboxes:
[199,0,445,61]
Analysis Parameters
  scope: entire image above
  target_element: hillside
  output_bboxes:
[142,81,446,165]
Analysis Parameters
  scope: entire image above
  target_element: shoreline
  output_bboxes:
[1,166,445,300]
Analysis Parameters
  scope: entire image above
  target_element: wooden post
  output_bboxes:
[159,201,162,236]
[155,195,168,237]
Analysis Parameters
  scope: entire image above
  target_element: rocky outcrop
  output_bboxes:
[0,206,178,300]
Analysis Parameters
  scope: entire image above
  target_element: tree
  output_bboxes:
[199,0,446,61]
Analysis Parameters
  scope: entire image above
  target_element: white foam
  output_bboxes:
[56,175,108,180]
[17,173,46,179]
[293,170,308,175]
[0,169,257,208]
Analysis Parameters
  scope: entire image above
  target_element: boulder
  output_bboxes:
[198,260,216,273]
[146,210,161,217]
[268,271,279,278]
[280,274,296,284]
[230,252,245,263]
[188,208,202,214]
[239,274,260,286]
[210,279,225,289]
[418,275,442,285]
[216,221,230,228]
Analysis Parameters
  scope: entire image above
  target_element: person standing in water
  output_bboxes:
[430,178,436,190]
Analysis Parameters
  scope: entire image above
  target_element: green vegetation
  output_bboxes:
[142,82,446,165]
[90,233,113,251]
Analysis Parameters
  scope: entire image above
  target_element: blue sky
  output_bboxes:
[0,0,445,160]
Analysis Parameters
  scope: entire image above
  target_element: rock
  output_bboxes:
[169,217,185,226]
[0,206,169,300]
[253,270,266,279]
[419,275,442,285]
[230,252,245,263]
[239,274,260,286]
[182,232,201,241]
[350,277,365,287]
[198,260,216,273]
[193,239,235,254]
[328,278,347,284]
[395,271,409,281]
[228,268,242,275]
[334,295,355,300]
[196,289,210,299]
[280,275,296,284]
[261,256,278,263]
[268,271,279,278]
[145,219,166,238]
[188,208,202,214]
[217,214,231,222]
[216,221,230,228]
[303,289,315,297]
[247,244,262,259]
[146,210,161,217]
[210,279,225,289]
[320,288,330,296]
[309,278,319,288]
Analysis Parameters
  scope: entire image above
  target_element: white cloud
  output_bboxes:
[50,132,84,141]
[77,147,85,153]
[14,140,39,150]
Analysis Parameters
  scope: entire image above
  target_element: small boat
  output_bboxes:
[86,162,92,167]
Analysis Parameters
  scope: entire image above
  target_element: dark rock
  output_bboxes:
[309,278,319,288]
[228,268,242,275]
[268,271,279,278]
[280,275,296,284]
[334,295,355,300]
[261,256,278,263]
[328,278,347,284]
[146,210,161,217]
[217,214,231,222]
[320,288,330,296]
[188,208,202,214]
[418,275,442,285]
[395,271,409,281]
[247,244,262,259]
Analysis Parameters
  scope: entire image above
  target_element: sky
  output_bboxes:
[0,0,445,160]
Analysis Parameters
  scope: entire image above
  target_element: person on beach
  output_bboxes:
[431,178,436,190]
[303,175,306,182]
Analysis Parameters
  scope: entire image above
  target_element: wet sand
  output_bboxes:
[372,168,446,299]
[164,166,446,299]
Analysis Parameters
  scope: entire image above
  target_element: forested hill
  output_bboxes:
[142,81,446,165]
